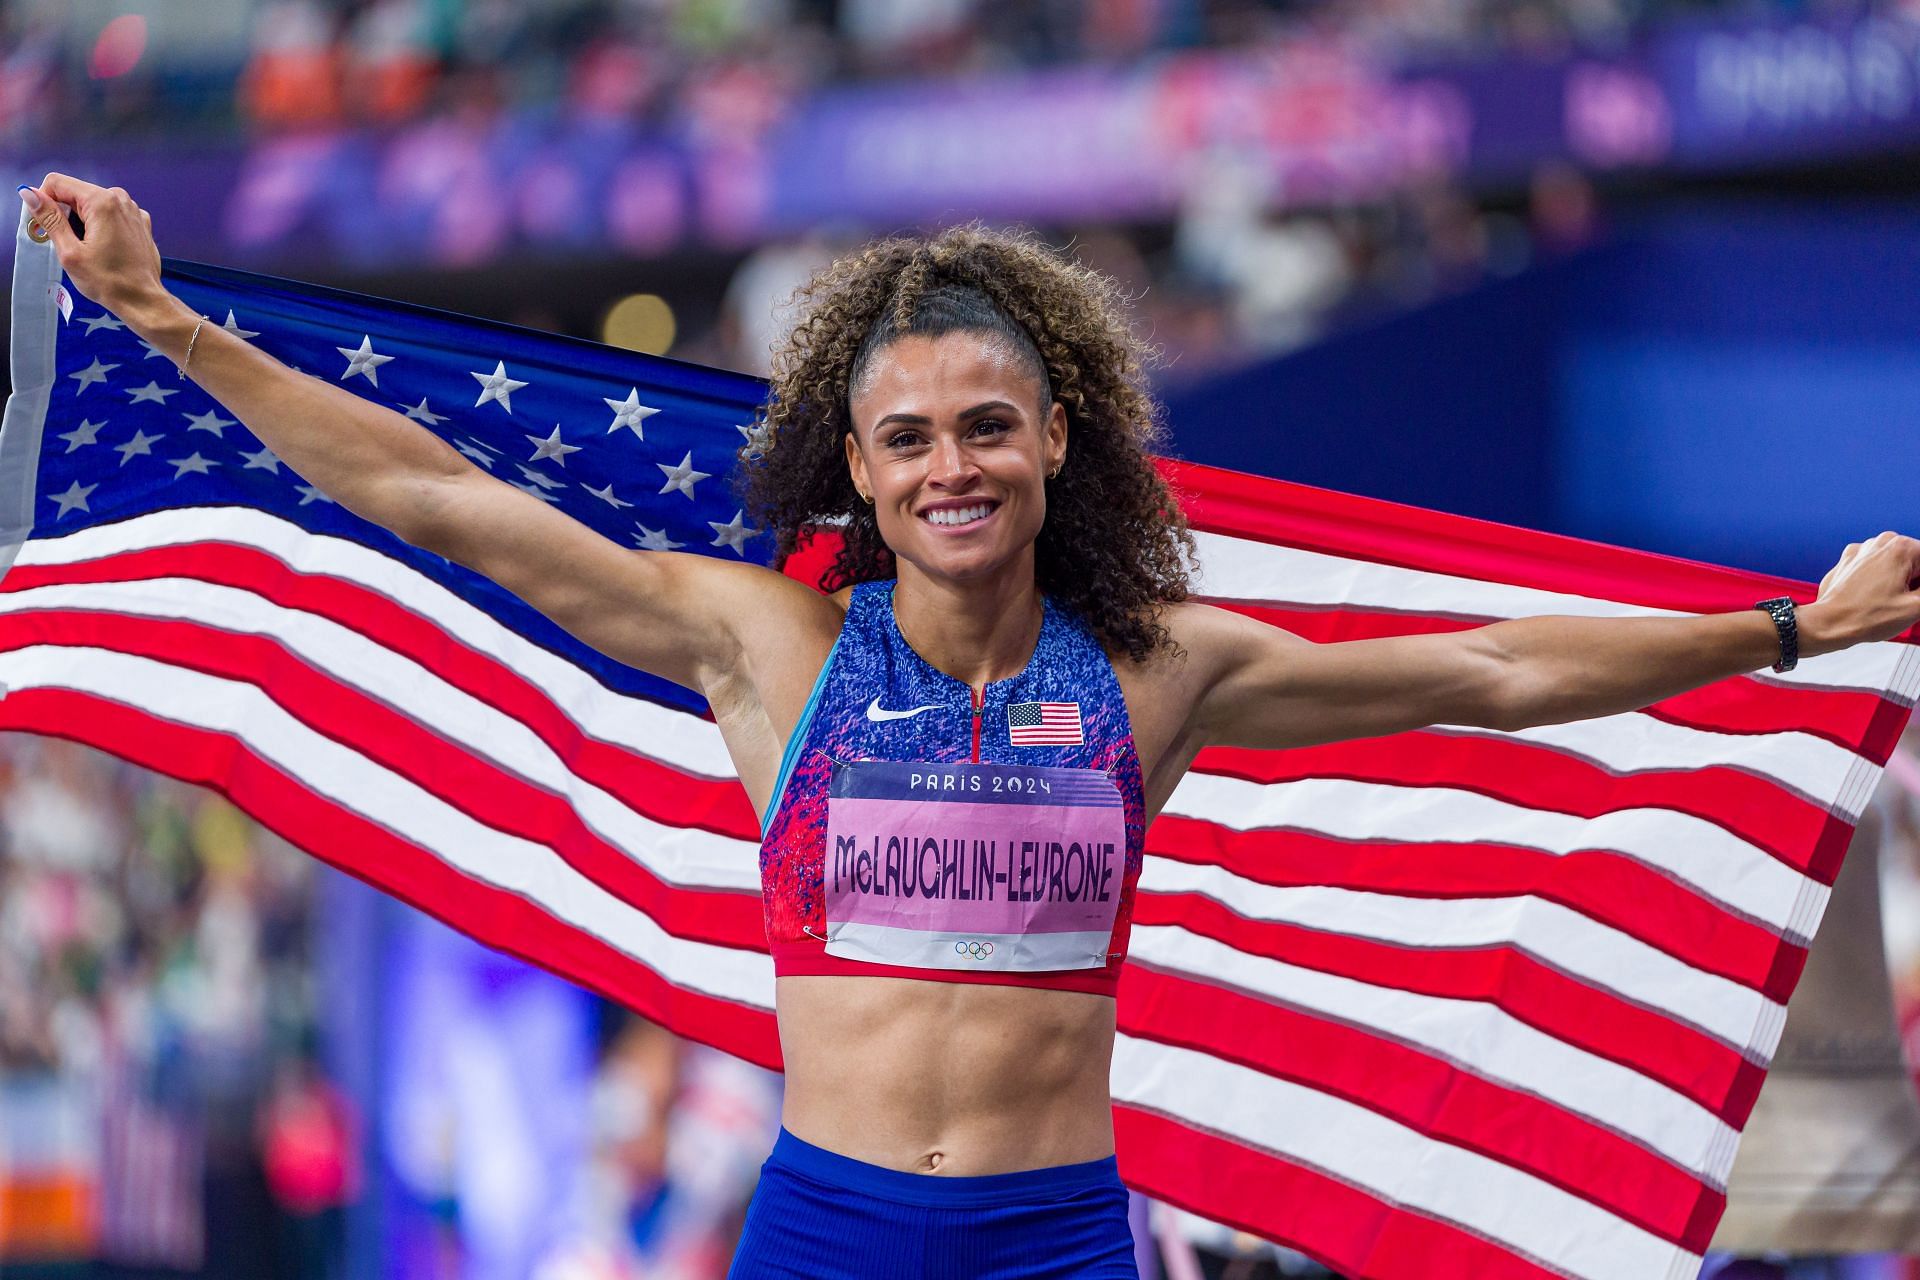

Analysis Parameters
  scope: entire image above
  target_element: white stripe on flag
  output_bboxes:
[0,643,777,1009]
[18,508,742,776]
[1140,859,1785,1056]
[0,575,763,891]
[1130,924,1740,1186]
[1110,1034,1704,1280]
[1191,529,1920,699]
[1164,771,1829,943]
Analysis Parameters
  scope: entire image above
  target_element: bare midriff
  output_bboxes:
[774,972,1117,1176]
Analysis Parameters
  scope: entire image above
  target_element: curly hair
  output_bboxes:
[735,222,1196,663]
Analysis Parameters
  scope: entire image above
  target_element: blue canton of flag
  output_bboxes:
[25,257,774,715]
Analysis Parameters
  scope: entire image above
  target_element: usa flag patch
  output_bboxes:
[1008,701,1083,746]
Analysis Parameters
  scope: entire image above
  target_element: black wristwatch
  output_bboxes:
[1753,596,1798,673]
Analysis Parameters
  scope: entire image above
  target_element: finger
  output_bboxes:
[22,188,80,257]
[38,171,112,218]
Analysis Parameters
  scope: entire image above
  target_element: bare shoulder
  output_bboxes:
[1110,600,1304,818]
[656,555,853,725]
[1113,602,1320,802]
[1123,600,1306,700]
[1158,598,1310,656]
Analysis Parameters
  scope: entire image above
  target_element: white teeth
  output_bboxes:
[924,504,993,527]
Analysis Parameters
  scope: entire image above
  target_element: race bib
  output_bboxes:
[822,757,1126,972]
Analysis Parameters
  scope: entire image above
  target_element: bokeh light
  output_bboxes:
[601,293,676,355]
[88,14,148,80]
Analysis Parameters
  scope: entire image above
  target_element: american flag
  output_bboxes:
[1007,700,1084,746]
[5,219,1916,1280]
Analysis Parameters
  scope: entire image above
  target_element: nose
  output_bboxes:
[927,433,979,490]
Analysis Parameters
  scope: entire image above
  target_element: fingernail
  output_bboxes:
[17,185,39,210]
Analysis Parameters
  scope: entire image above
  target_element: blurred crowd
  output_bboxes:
[0,0,1881,146]
[670,161,1596,383]
[0,735,336,1272]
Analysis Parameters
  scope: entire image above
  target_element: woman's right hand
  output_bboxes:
[21,173,168,324]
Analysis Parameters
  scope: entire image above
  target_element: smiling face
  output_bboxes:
[844,330,1068,586]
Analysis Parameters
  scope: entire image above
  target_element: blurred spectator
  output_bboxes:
[0,735,324,1272]
[11,0,1825,146]
[259,1052,359,1280]
[240,0,346,128]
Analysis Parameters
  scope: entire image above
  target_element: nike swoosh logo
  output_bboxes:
[865,696,944,723]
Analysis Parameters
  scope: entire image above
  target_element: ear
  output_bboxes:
[1045,400,1069,474]
[843,428,870,504]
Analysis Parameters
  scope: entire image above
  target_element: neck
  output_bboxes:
[891,553,1044,692]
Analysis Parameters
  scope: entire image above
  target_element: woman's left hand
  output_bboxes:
[1807,531,1920,652]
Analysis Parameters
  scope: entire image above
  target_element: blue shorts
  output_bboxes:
[726,1126,1140,1280]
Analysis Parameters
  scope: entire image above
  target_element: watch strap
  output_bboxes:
[1753,596,1798,673]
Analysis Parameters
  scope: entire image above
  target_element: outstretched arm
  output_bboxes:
[24,173,834,696]
[1179,532,1920,752]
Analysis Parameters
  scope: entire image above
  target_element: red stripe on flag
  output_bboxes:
[1147,815,1808,1001]
[1162,457,1853,622]
[1114,1104,1574,1280]
[1131,890,1765,1127]
[0,608,770,952]
[0,685,784,1070]
[1195,733,1851,885]
[7,545,764,836]
[1119,966,1726,1252]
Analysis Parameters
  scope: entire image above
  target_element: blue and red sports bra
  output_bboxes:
[758,579,1147,997]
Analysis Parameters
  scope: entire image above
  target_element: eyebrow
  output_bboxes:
[872,400,1022,432]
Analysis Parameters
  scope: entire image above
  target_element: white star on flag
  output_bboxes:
[49,479,96,518]
[69,358,118,393]
[736,421,773,455]
[185,410,235,437]
[113,429,161,465]
[655,451,710,500]
[400,398,448,425]
[137,338,170,361]
[295,484,334,506]
[510,480,563,504]
[604,389,659,438]
[525,425,582,465]
[471,361,528,413]
[168,452,219,479]
[79,312,125,334]
[707,510,756,555]
[583,482,633,509]
[220,310,261,340]
[454,442,495,468]
[337,335,396,386]
[57,418,105,453]
[240,446,282,473]
[631,523,684,551]
[515,465,565,492]
[126,381,178,405]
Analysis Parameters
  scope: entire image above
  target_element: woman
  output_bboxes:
[24,174,1920,1280]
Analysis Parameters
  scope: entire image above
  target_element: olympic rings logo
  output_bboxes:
[953,939,995,960]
